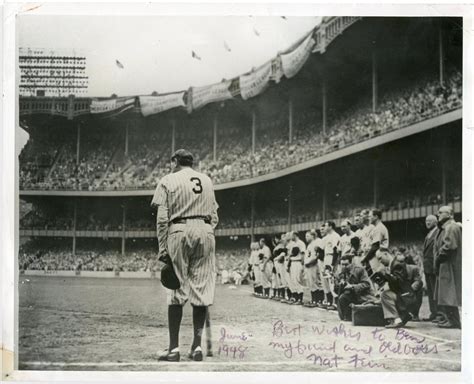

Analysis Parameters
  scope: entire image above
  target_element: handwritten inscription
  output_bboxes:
[219,327,253,343]
[218,344,248,359]
[217,327,251,359]
[268,339,336,359]
[214,321,441,369]
[267,320,439,369]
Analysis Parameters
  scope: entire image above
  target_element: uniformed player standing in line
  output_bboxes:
[283,232,294,303]
[359,209,375,263]
[275,235,289,301]
[361,209,389,273]
[152,149,218,362]
[340,219,356,258]
[288,231,306,305]
[271,235,285,300]
[321,221,341,310]
[259,238,273,298]
[250,242,263,297]
[303,230,323,307]
[353,214,364,264]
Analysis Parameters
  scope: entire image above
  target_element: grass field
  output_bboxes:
[18,275,461,372]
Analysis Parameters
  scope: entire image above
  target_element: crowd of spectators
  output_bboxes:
[19,70,461,191]
[19,246,159,272]
[199,70,462,184]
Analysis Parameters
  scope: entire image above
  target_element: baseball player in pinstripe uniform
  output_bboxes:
[340,219,356,259]
[272,235,286,300]
[152,149,218,362]
[282,232,294,303]
[320,221,340,310]
[250,242,263,296]
[259,238,273,298]
[359,209,375,265]
[303,230,323,307]
[288,231,306,305]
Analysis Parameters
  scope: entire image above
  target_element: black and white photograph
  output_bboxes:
[1,4,471,380]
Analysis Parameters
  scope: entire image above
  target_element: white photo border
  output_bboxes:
[1,2,473,383]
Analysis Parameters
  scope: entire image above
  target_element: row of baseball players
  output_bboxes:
[248,208,388,309]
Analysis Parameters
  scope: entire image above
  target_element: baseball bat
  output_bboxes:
[205,308,213,357]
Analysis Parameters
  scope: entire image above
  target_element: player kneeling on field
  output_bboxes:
[336,255,376,321]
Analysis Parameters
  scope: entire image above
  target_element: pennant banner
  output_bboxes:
[139,92,186,117]
[281,33,316,79]
[90,97,135,115]
[239,61,272,100]
[270,56,284,84]
[190,80,233,111]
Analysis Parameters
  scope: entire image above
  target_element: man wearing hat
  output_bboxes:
[152,149,219,362]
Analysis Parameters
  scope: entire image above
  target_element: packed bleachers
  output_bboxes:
[19,241,158,272]
[19,70,462,191]
[200,71,461,184]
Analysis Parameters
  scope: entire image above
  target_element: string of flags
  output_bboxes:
[89,17,361,118]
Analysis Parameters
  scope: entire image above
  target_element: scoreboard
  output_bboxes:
[19,48,88,97]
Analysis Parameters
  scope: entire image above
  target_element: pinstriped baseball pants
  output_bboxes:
[166,221,216,306]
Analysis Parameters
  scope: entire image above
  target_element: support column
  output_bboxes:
[76,124,81,165]
[171,119,176,155]
[441,147,447,204]
[213,114,218,162]
[124,122,129,156]
[439,25,444,86]
[373,160,378,207]
[288,185,293,232]
[288,96,293,144]
[121,201,127,256]
[250,191,255,242]
[322,170,327,221]
[72,199,77,257]
[251,110,256,155]
[372,49,378,113]
[322,79,327,135]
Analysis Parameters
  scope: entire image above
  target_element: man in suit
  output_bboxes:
[336,254,376,321]
[422,215,441,322]
[434,206,462,329]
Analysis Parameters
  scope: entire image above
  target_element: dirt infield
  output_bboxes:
[18,276,461,371]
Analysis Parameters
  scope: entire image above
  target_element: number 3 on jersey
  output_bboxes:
[190,177,203,194]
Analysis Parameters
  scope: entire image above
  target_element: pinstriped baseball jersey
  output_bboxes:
[166,222,216,306]
[152,167,219,228]
[340,231,356,256]
[323,231,341,255]
[360,224,374,254]
[153,165,219,305]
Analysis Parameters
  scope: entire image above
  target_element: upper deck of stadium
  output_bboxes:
[19,16,462,196]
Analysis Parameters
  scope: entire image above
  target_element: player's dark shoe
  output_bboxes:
[188,346,203,361]
[385,319,403,329]
[437,320,461,329]
[206,350,213,357]
[157,349,180,362]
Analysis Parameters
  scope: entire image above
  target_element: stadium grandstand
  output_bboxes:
[19,17,462,274]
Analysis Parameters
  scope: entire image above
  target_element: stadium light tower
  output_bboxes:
[19,48,88,97]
